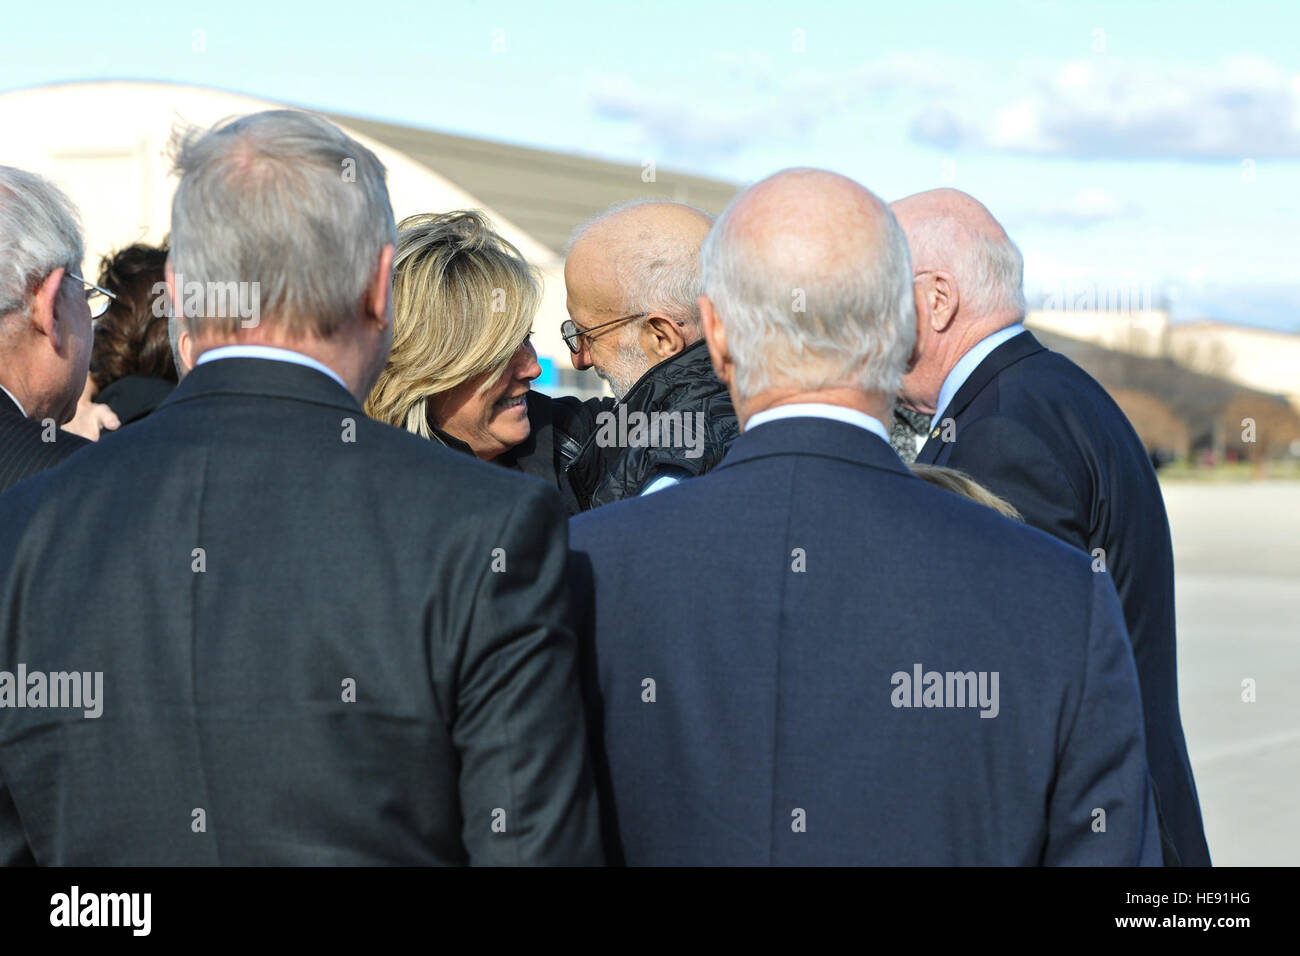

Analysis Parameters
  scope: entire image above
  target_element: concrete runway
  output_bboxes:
[1163,481,1300,866]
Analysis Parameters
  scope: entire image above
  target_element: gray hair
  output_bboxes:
[700,198,917,401]
[0,166,85,319]
[169,110,396,339]
[905,215,1026,322]
[566,199,713,332]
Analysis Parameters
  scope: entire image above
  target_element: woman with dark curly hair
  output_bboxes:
[90,242,177,422]
[65,242,178,438]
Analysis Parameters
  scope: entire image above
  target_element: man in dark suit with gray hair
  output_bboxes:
[0,111,600,865]
[569,167,1161,865]
[0,166,94,492]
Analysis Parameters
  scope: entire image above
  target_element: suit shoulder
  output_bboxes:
[994,347,1124,421]
[0,414,91,462]
[922,479,1092,572]
[319,414,566,518]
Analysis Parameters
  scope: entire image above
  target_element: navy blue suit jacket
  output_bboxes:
[0,359,600,865]
[917,330,1208,866]
[570,415,1161,865]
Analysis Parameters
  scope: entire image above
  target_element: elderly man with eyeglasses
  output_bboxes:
[559,199,739,508]
[0,165,108,492]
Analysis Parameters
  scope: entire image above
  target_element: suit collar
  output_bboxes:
[931,323,1025,428]
[160,357,362,413]
[931,329,1043,430]
[717,414,910,477]
[915,330,1044,465]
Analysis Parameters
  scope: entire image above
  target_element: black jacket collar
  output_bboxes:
[428,423,476,456]
[0,387,23,419]
[619,338,715,413]
[161,357,361,413]
[936,329,1044,426]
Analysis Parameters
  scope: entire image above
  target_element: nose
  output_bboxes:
[516,339,541,382]
[570,340,592,371]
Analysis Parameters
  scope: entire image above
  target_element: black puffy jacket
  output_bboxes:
[562,340,739,510]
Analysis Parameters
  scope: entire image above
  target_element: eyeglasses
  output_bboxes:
[67,272,117,319]
[560,312,647,354]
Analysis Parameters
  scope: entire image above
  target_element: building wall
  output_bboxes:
[1025,308,1300,414]
[1024,309,1170,358]
[1168,323,1300,415]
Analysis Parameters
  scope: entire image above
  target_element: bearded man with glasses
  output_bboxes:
[559,200,739,508]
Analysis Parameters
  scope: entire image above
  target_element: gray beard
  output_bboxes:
[595,338,649,402]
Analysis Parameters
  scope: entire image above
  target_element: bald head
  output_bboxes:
[719,168,900,280]
[698,167,916,410]
[891,188,1025,325]
[570,200,713,259]
[563,200,715,397]
[888,189,1026,413]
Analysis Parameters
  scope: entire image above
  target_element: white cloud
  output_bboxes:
[587,52,956,163]
[912,56,1300,160]
[1016,187,1140,226]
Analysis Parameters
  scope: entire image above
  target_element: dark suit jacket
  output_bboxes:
[0,389,89,494]
[96,374,175,426]
[0,357,601,865]
[917,330,1209,866]
[570,416,1161,866]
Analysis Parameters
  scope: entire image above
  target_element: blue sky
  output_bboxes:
[3,0,1297,330]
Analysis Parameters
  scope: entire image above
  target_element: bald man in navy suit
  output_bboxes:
[894,187,1208,866]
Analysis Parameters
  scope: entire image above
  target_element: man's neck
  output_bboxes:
[737,386,892,431]
[918,318,1019,414]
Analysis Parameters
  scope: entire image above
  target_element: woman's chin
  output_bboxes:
[489,416,531,452]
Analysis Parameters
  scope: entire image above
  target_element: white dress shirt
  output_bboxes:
[642,402,891,496]
[195,345,349,391]
[639,400,894,496]
[930,324,1025,431]
[746,402,891,443]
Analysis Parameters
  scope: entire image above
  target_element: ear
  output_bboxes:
[365,243,395,332]
[31,267,65,349]
[644,313,687,359]
[922,270,959,332]
[905,280,925,372]
[699,294,731,388]
[164,258,185,322]
[178,329,196,372]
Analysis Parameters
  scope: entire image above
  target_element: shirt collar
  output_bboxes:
[931,323,1025,429]
[0,382,27,418]
[745,402,890,445]
[194,345,349,392]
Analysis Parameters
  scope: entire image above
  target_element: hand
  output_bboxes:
[62,398,121,441]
